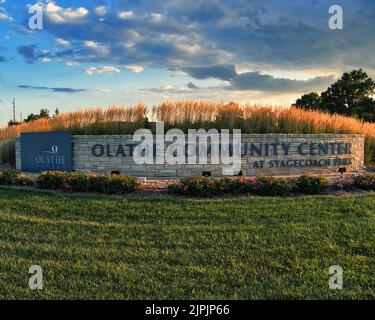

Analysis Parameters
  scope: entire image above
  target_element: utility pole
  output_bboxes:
[20,112,23,122]
[12,97,16,122]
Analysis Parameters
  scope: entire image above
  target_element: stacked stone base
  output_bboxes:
[67,134,365,178]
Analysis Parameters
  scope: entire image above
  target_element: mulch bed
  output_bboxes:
[137,179,179,193]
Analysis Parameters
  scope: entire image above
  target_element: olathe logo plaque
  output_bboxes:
[20,131,73,173]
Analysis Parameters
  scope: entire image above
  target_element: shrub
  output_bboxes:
[36,171,69,189]
[232,177,259,194]
[256,176,296,196]
[86,173,110,193]
[35,171,139,194]
[331,179,354,191]
[66,172,90,191]
[296,175,329,194]
[179,176,212,196]
[13,173,35,186]
[176,176,234,196]
[167,183,182,194]
[173,176,292,196]
[103,175,139,194]
[0,169,19,185]
[0,140,15,165]
[354,174,375,190]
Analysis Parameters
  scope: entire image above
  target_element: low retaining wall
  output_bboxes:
[16,134,365,178]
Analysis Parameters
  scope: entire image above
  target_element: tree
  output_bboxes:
[293,92,322,110]
[7,120,20,127]
[321,69,375,117]
[24,113,39,123]
[24,109,50,123]
[294,69,375,122]
[39,108,50,119]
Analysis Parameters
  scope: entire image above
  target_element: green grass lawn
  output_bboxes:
[0,188,374,300]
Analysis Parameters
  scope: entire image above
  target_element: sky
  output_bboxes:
[0,0,374,125]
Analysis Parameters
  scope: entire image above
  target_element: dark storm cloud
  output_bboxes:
[229,72,335,92]
[183,65,334,92]
[183,65,237,81]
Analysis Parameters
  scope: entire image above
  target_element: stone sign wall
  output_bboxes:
[17,134,365,178]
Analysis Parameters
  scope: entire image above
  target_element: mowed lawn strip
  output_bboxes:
[0,188,374,299]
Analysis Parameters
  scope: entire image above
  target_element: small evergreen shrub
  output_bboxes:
[36,171,69,189]
[104,174,139,194]
[86,173,110,193]
[174,176,291,196]
[331,179,354,191]
[354,174,375,190]
[167,183,182,193]
[13,173,35,186]
[296,175,329,194]
[66,172,90,191]
[256,176,296,196]
[0,169,19,185]
[35,171,139,194]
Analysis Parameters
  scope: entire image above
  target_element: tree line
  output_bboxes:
[293,69,375,122]
[8,108,60,126]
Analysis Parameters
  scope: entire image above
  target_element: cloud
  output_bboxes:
[187,82,199,90]
[44,2,88,24]
[124,65,144,73]
[94,6,108,16]
[183,64,335,93]
[55,49,74,57]
[118,10,134,19]
[83,40,109,54]
[18,85,86,93]
[9,0,375,98]
[17,44,38,64]
[229,72,335,92]
[85,66,121,75]
[183,65,237,81]
[29,1,375,73]
[0,8,12,22]
[55,38,71,47]
[41,57,52,63]
[93,87,111,93]
[17,44,75,63]
[141,84,194,95]
[65,60,80,66]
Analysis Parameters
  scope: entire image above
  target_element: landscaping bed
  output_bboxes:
[1,169,375,197]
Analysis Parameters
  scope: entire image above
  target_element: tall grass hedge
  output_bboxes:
[1,102,374,164]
